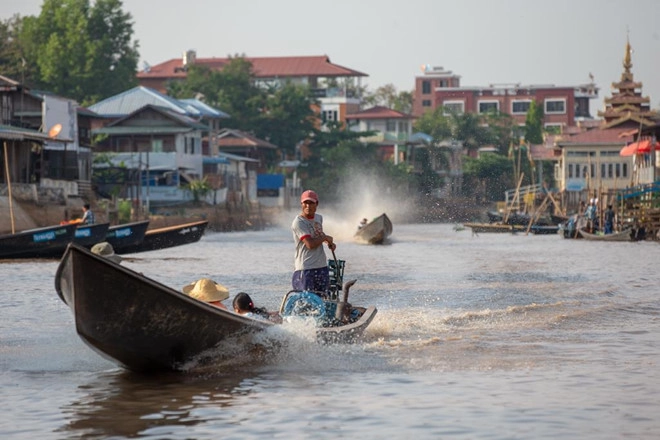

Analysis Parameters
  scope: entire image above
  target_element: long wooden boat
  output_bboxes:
[463,222,526,234]
[0,223,78,259]
[578,229,633,242]
[54,243,377,373]
[73,222,110,247]
[354,213,393,244]
[103,220,150,250]
[111,220,208,254]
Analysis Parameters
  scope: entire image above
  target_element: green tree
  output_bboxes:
[448,111,493,155]
[524,100,544,144]
[19,0,138,105]
[259,82,318,157]
[169,57,319,160]
[462,152,513,202]
[0,15,34,83]
[362,83,413,113]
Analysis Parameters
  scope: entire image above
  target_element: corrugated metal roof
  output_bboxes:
[92,126,193,135]
[216,128,278,149]
[88,86,227,120]
[179,99,230,119]
[89,86,190,117]
[556,127,633,146]
[0,124,71,142]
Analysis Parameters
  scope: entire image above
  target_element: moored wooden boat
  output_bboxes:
[111,220,208,254]
[73,222,110,247]
[529,225,560,235]
[354,213,393,244]
[54,243,377,373]
[103,220,150,250]
[463,222,525,234]
[0,223,78,259]
[577,229,633,242]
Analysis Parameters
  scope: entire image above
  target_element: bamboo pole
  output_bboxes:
[526,194,549,235]
[3,141,16,234]
[504,172,524,224]
[547,191,563,216]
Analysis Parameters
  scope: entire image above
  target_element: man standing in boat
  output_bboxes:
[291,190,336,295]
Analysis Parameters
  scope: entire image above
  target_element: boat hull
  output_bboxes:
[55,244,377,373]
[104,220,150,250]
[577,229,633,242]
[354,213,393,244]
[73,223,110,247]
[112,220,208,254]
[0,223,78,259]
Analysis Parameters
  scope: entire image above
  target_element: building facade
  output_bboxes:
[412,66,599,130]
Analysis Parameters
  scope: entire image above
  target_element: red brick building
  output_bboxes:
[412,66,599,130]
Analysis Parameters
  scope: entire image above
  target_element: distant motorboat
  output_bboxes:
[354,213,393,244]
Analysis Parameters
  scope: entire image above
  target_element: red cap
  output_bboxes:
[300,190,319,204]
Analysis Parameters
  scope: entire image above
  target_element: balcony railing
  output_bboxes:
[360,132,412,143]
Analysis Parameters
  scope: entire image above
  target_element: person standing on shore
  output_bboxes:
[291,190,336,295]
[604,204,615,234]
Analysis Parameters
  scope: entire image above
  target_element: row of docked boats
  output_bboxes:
[0,219,208,259]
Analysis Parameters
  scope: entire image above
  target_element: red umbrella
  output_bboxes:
[620,139,660,156]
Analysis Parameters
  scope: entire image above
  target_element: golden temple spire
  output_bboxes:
[623,33,632,73]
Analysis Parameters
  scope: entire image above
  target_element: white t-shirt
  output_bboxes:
[291,213,328,271]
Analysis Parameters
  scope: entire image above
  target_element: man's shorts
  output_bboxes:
[292,267,329,294]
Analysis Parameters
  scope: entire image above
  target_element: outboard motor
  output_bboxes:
[335,279,356,322]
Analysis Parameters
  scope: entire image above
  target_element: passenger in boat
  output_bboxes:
[604,205,615,234]
[90,242,122,264]
[357,218,368,229]
[182,278,229,310]
[291,190,336,295]
[232,292,282,323]
[81,203,95,225]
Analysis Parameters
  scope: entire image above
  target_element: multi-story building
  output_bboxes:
[137,51,367,126]
[345,106,415,165]
[412,65,599,130]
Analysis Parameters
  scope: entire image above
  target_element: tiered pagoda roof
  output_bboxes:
[598,38,657,129]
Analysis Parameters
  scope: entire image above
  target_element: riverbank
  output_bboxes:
[0,197,284,235]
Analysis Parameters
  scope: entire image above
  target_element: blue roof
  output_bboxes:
[89,86,228,119]
[180,99,230,119]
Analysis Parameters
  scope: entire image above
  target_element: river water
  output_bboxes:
[1,219,659,439]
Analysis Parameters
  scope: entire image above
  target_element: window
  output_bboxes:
[386,120,396,131]
[422,100,432,107]
[322,110,337,122]
[398,121,409,132]
[511,100,531,114]
[152,139,163,153]
[422,81,431,94]
[544,123,562,134]
[478,101,499,113]
[545,99,566,114]
[443,101,464,114]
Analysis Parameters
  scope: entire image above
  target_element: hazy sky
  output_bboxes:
[4,0,660,113]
